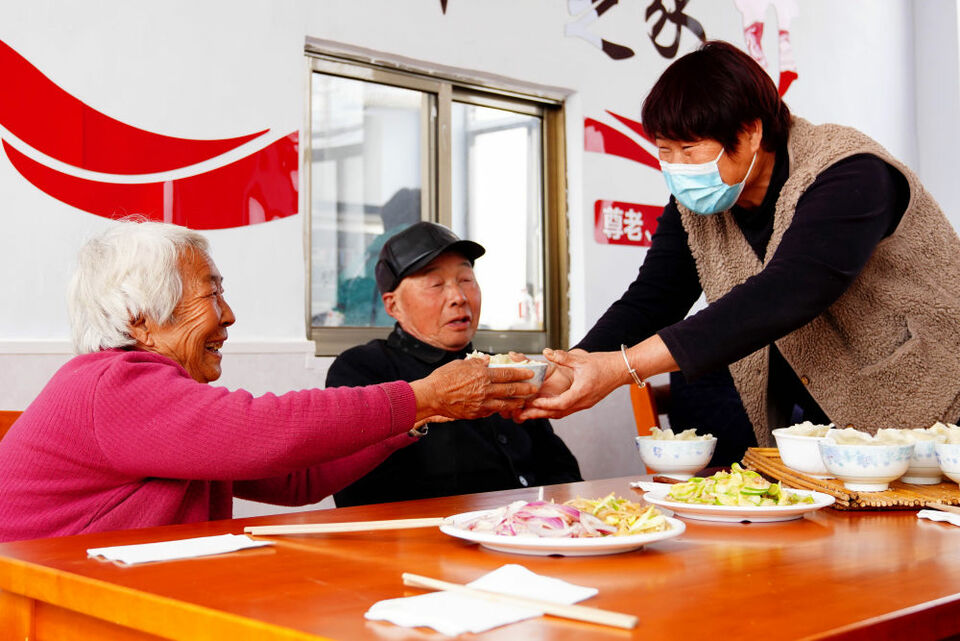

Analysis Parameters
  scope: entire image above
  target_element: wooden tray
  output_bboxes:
[742,447,960,511]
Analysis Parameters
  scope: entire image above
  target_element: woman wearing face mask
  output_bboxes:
[521,40,960,447]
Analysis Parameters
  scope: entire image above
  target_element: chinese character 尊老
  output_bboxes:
[602,205,625,240]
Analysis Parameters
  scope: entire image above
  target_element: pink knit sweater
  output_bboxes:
[0,349,417,541]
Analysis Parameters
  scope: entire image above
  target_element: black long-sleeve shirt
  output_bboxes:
[327,325,582,507]
[577,146,909,422]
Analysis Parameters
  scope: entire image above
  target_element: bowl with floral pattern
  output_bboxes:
[902,438,943,485]
[635,434,716,480]
[818,433,914,492]
[935,442,960,485]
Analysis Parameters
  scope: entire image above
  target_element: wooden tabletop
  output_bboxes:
[1,476,960,641]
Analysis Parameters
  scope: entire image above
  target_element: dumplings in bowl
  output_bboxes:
[635,428,717,480]
[772,422,834,479]
[818,429,914,492]
[466,350,548,389]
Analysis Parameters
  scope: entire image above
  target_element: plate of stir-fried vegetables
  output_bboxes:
[642,464,835,523]
[440,494,684,556]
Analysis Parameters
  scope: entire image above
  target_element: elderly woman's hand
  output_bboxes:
[410,358,537,423]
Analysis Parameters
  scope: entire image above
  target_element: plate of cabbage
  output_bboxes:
[440,495,684,556]
[642,464,835,523]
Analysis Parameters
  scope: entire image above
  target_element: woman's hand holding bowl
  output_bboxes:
[516,348,626,420]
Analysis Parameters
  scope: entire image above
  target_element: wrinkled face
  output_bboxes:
[383,251,481,351]
[133,248,235,383]
[656,121,762,188]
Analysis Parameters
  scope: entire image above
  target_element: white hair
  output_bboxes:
[68,219,210,354]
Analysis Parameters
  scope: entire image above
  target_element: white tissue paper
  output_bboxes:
[365,563,598,636]
[917,509,960,527]
[87,533,274,565]
[630,480,674,493]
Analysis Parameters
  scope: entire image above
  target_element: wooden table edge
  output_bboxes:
[0,553,327,641]
[799,591,960,641]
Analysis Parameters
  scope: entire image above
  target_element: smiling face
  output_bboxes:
[382,251,481,351]
[130,248,235,383]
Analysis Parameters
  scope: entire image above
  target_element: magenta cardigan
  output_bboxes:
[0,349,417,541]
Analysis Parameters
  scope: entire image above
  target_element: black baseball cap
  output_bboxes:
[375,222,485,293]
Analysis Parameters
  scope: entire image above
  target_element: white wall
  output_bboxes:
[913,0,960,227]
[0,1,953,515]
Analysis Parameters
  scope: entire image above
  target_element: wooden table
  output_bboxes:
[2,476,960,641]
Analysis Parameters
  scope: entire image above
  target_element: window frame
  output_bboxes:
[304,45,568,356]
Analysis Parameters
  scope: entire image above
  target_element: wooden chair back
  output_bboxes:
[0,411,23,441]
[630,383,660,436]
[630,384,662,474]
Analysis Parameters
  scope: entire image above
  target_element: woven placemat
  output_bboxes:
[742,447,960,511]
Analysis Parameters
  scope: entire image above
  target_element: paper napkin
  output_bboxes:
[87,533,274,565]
[917,509,960,527]
[365,564,598,636]
[630,480,674,493]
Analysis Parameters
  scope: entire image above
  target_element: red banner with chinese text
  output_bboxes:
[593,200,661,247]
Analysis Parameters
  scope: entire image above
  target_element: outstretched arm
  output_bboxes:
[517,335,678,420]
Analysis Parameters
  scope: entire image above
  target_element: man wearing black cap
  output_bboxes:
[326,221,582,507]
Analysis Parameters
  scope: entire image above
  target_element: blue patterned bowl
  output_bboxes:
[818,439,914,492]
[935,442,960,485]
[635,435,717,480]
[902,439,942,485]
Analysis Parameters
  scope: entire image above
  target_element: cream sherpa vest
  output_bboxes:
[679,117,960,446]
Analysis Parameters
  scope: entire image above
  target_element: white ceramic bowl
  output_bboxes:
[818,438,914,492]
[902,439,943,485]
[635,435,717,480]
[935,442,960,485]
[488,361,548,390]
[771,428,833,479]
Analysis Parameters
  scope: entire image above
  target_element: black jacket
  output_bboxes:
[327,325,582,507]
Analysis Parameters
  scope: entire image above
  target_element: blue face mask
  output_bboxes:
[659,148,757,215]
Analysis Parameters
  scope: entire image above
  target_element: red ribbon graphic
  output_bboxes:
[4,133,298,230]
[0,39,298,229]
[0,40,267,175]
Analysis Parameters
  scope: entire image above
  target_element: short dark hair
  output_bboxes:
[641,40,791,153]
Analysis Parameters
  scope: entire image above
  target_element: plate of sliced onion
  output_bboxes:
[439,498,685,556]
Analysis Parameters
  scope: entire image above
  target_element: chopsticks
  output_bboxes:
[924,502,960,516]
[244,517,444,536]
[402,573,639,630]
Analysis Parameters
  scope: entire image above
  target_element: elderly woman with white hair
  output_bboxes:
[0,220,535,542]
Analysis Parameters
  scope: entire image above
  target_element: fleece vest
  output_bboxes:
[678,117,960,446]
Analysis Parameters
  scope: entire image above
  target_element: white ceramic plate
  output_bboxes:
[439,509,686,556]
[642,487,835,523]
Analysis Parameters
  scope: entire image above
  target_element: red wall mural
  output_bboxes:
[734,0,799,96]
[585,109,664,245]
[594,200,658,247]
[0,39,297,229]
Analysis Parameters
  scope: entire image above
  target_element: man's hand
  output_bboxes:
[409,358,536,423]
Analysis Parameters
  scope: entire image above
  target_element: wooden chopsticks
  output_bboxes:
[244,517,444,536]
[924,502,960,516]
[402,573,639,630]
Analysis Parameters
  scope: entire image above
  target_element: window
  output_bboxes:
[305,46,567,355]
